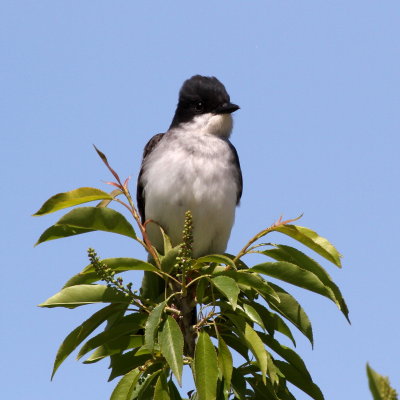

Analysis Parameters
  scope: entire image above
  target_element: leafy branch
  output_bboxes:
[34,147,350,400]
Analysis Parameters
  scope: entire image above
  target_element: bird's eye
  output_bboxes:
[194,101,204,112]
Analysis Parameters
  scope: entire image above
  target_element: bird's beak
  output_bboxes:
[216,102,240,114]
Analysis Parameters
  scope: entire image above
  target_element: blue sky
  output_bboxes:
[1,1,399,399]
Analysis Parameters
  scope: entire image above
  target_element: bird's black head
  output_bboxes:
[170,75,239,129]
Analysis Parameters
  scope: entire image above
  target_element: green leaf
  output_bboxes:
[58,207,136,238]
[144,301,166,352]
[141,271,166,303]
[108,350,152,381]
[275,360,324,400]
[35,224,94,246]
[275,224,342,267]
[213,270,279,303]
[159,226,173,254]
[217,336,233,396]
[84,335,144,363]
[219,333,249,360]
[168,380,183,400]
[251,261,339,306]
[243,323,268,385]
[154,372,171,400]
[266,283,313,346]
[110,368,141,400]
[161,246,181,274]
[223,253,249,270]
[77,312,147,359]
[367,364,382,400]
[39,284,130,309]
[227,315,268,384]
[50,303,121,378]
[36,207,136,245]
[263,245,350,321]
[246,301,296,346]
[247,375,280,400]
[366,364,398,400]
[196,277,208,304]
[196,254,236,270]
[257,331,311,380]
[211,276,240,310]
[159,316,183,385]
[135,369,162,399]
[194,331,218,400]
[63,258,157,288]
[33,187,113,216]
[243,303,265,330]
[231,367,249,399]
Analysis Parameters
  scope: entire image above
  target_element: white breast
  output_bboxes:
[142,115,239,257]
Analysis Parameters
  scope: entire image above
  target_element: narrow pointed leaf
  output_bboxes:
[93,145,121,184]
[168,380,183,400]
[35,207,136,245]
[247,301,296,346]
[110,368,141,400]
[109,350,152,381]
[223,252,249,270]
[135,369,162,399]
[159,316,183,385]
[243,323,268,384]
[243,303,266,330]
[144,301,166,352]
[84,335,144,363]
[211,276,240,310]
[161,246,181,274]
[275,361,324,400]
[219,333,249,360]
[213,270,279,303]
[275,224,342,267]
[196,278,208,304]
[159,226,173,254]
[227,315,268,384]
[194,331,218,400]
[263,245,350,321]
[252,261,338,305]
[154,372,171,400]
[231,367,248,399]
[267,283,313,345]
[217,336,233,395]
[77,312,147,359]
[63,258,157,288]
[33,187,113,216]
[247,376,280,400]
[366,363,382,400]
[366,364,398,400]
[39,284,130,309]
[50,303,121,378]
[257,331,311,380]
[57,207,136,238]
[35,224,93,246]
[196,254,236,270]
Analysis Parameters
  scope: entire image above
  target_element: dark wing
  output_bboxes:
[136,133,165,223]
[228,141,243,205]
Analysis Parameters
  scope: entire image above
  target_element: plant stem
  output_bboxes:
[233,215,302,262]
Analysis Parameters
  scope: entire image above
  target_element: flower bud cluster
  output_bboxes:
[176,210,194,270]
[87,248,133,298]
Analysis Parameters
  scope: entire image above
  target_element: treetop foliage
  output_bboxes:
[34,147,349,400]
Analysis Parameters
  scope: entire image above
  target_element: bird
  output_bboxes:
[136,75,242,260]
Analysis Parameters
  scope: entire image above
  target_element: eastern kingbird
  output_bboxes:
[137,75,242,258]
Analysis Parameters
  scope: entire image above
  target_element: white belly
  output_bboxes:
[142,132,238,257]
